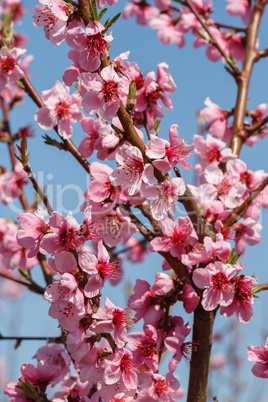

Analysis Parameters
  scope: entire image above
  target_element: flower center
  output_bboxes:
[55,101,71,120]
[153,378,169,397]
[0,56,15,73]
[138,338,157,358]
[61,229,84,251]
[212,272,229,291]
[216,178,232,195]
[205,147,221,162]
[86,32,107,54]
[146,87,162,104]
[112,308,132,329]
[101,80,119,102]
[97,260,121,280]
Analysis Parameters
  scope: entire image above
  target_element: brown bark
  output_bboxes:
[230,1,265,156]
[187,306,216,402]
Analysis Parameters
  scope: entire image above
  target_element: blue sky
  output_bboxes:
[0,1,268,400]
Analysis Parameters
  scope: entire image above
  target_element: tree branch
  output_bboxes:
[223,175,268,227]
[0,271,45,294]
[20,76,91,175]
[184,0,240,76]
[230,1,265,156]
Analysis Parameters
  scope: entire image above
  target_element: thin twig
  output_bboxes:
[0,271,45,294]
[183,0,240,76]
[223,176,268,227]
[22,161,54,215]
[20,76,91,175]
[244,115,268,137]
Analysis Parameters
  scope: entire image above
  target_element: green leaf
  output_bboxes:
[154,120,160,135]
[98,7,108,21]
[104,12,121,29]
[89,0,98,21]
[225,248,241,264]
[17,379,41,401]
[18,267,31,280]
[196,29,208,41]
[128,80,137,101]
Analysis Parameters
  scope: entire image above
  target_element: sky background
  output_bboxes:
[0,1,268,401]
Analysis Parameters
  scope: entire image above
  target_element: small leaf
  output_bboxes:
[89,0,98,21]
[17,379,41,401]
[104,12,121,29]
[154,120,160,135]
[128,80,137,101]
[196,29,208,41]
[18,267,31,280]
[98,7,108,21]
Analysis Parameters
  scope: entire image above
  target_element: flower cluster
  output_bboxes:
[1,0,268,400]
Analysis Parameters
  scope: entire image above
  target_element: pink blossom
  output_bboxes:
[34,343,71,385]
[103,348,138,391]
[32,0,76,46]
[0,162,27,204]
[45,274,86,328]
[80,65,122,121]
[149,216,197,258]
[125,238,147,263]
[123,1,158,26]
[34,80,82,139]
[0,0,25,21]
[17,207,49,258]
[182,284,200,313]
[0,46,26,93]
[39,211,82,255]
[127,324,159,371]
[232,217,262,255]
[200,97,229,140]
[181,233,231,267]
[149,15,185,47]
[194,133,236,174]
[78,117,104,158]
[110,144,154,196]
[66,22,113,72]
[143,177,186,220]
[79,240,121,297]
[226,0,252,25]
[137,372,182,401]
[128,279,164,325]
[90,297,132,347]
[85,161,128,204]
[204,163,247,208]
[247,337,268,378]
[220,275,257,323]
[164,316,191,372]
[151,272,174,296]
[0,219,38,271]
[226,159,265,191]
[146,124,194,174]
[90,206,138,248]
[192,261,237,311]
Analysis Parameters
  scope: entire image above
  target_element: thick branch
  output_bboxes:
[78,0,91,26]
[223,175,268,227]
[230,1,265,156]
[187,306,216,402]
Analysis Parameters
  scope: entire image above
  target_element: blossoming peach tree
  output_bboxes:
[0,0,268,400]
